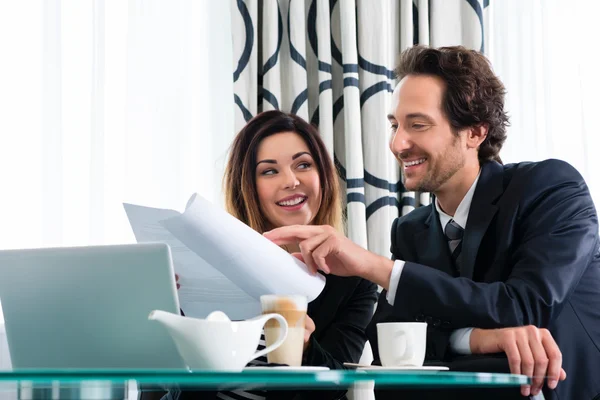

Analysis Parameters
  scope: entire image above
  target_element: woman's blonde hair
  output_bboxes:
[223,110,343,234]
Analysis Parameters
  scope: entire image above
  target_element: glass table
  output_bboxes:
[0,369,530,399]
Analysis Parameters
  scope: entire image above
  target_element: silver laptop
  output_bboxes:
[0,242,186,369]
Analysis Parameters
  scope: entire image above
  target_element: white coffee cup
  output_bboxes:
[260,295,307,367]
[377,322,427,367]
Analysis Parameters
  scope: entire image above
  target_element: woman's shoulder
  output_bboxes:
[307,275,377,326]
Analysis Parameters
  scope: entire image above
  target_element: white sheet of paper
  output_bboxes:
[160,193,325,301]
[123,203,260,320]
[123,194,325,319]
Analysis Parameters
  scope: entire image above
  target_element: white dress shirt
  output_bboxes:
[386,172,481,354]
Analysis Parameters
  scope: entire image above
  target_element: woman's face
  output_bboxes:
[255,132,322,229]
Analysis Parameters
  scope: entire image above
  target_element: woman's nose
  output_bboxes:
[282,170,300,189]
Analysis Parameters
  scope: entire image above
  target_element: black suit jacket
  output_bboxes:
[368,159,600,400]
[304,275,378,371]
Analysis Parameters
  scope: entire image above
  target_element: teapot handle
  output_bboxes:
[249,313,288,361]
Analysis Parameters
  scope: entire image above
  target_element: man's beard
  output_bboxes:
[411,160,463,192]
[401,143,465,192]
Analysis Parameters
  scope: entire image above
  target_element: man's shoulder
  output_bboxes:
[502,158,584,186]
[498,159,592,216]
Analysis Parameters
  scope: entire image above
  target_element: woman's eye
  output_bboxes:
[390,124,398,131]
[298,162,311,169]
[261,169,276,176]
[412,123,427,130]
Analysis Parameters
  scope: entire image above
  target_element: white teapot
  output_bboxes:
[149,310,287,372]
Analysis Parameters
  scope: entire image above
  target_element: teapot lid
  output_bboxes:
[205,311,231,322]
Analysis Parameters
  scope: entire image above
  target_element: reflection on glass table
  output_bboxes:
[0,368,530,399]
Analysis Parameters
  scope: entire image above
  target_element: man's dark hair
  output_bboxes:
[395,45,509,164]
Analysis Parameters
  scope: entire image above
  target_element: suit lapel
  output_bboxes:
[415,207,457,277]
[459,161,504,279]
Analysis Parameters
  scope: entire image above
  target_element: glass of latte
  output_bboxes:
[260,295,307,366]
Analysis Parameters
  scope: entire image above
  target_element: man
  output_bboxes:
[264,46,600,400]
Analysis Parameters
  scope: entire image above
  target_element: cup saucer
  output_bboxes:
[343,362,448,371]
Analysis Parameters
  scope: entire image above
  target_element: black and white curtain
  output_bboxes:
[232,0,491,258]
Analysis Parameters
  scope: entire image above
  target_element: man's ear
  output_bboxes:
[466,124,488,149]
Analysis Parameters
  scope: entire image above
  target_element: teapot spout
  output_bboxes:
[148,309,186,334]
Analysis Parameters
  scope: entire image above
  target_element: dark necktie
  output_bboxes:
[444,219,464,272]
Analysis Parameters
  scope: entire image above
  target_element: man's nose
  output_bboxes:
[389,128,413,156]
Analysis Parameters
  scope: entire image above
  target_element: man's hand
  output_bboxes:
[470,325,566,397]
[263,225,394,289]
[303,315,315,351]
[175,273,180,290]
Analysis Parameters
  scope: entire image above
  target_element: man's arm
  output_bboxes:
[386,259,474,354]
[265,162,596,328]
[266,166,596,332]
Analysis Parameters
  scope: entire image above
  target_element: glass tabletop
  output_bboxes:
[0,368,530,391]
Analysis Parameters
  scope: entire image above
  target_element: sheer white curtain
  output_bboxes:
[0,1,233,327]
[0,0,233,251]
[489,0,600,206]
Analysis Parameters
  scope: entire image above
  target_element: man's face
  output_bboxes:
[388,74,467,193]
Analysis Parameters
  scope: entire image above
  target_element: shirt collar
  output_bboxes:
[435,171,481,231]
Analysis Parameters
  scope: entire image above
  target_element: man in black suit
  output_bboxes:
[265,45,600,400]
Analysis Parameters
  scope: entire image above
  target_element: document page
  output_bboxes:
[123,203,259,320]
[123,194,325,320]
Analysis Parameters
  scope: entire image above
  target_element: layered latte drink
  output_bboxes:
[260,295,307,366]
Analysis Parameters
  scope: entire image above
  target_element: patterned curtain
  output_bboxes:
[231,0,491,260]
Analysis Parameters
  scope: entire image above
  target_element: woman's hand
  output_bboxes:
[303,315,315,351]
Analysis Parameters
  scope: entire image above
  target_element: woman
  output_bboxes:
[226,110,377,358]
[168,110,378,400]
